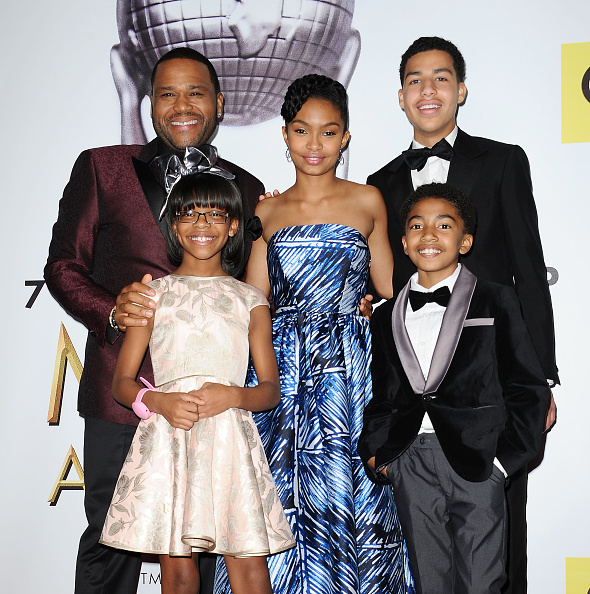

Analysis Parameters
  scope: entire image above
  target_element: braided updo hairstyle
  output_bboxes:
[280,74,349,131]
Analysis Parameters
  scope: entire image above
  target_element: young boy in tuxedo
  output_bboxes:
[358,183,550,594]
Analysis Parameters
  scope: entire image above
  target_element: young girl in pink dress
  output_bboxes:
[100,170,294,594]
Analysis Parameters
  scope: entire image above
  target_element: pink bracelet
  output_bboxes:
[132,377,157,420]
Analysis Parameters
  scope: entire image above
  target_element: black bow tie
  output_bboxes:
[409,286,451,311]
[402,138,454,172]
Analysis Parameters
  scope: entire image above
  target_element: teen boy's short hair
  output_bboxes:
[399,37,466,85]
[401,182,477,236]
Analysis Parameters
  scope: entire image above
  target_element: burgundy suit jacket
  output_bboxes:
[44,139,263,425]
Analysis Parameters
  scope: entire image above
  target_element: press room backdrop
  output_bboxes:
[1,1,589,592]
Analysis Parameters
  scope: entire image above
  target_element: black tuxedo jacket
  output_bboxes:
[358,267,550,483]
[367,128,558,382]
[45,139,263,426]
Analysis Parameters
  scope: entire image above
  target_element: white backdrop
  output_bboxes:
[1,1,589,592]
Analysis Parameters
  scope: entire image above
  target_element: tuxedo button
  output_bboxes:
[419,437,426,445]
[423,395,432,402]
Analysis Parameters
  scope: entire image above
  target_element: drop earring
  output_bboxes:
[337,148,344,166]
[285,146,292,163]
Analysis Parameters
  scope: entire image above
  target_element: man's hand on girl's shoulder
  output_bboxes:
[114,273,156,331]
[258,189,281,201]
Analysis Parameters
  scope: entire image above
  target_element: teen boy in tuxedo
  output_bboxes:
[366,37,558,593]
[359,183,550,594]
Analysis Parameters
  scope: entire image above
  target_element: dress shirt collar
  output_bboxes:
[411,125,458,150]
[409,263,462,294]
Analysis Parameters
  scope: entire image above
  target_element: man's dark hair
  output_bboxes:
[281,74,349,132]
[151,47,220,95]
[399,37,466,85]
[400,182,477,236]
[164,172,245,277]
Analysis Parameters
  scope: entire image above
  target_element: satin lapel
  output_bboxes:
[132,157,168,236]
[392,283,426,394]
[424,267,477,393]
[447,129,485,198]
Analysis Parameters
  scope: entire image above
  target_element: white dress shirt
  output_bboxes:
[405,265,461,433]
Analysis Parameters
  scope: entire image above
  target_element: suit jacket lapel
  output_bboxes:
[391,283,427,394]
[133,139,168,236]
[388,131,485,200]
[380,155,416,293]
[425,267,477,393]
[447,129,485,198]
[391,267,477,395]
[387,153,413,209]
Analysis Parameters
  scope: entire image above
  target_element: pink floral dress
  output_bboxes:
[100,275,295,557]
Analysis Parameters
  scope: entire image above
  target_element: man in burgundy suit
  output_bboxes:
[44,48,263,594]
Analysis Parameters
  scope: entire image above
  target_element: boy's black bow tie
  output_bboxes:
[402,138,454,171]
[409,286,451,311]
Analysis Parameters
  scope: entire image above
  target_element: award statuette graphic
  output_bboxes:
[111,0,360,143]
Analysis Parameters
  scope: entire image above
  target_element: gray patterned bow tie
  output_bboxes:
[150,144,235,219]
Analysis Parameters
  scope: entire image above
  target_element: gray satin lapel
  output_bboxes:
[392,284,426,394]
[425,267,477,394]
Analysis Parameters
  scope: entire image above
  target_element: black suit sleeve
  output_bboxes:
[498,145,558,382]
[494,286,551,476]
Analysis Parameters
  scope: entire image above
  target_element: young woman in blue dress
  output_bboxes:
[234,74,414,594]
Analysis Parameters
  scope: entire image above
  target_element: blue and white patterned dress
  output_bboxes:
[216,224,413,594]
